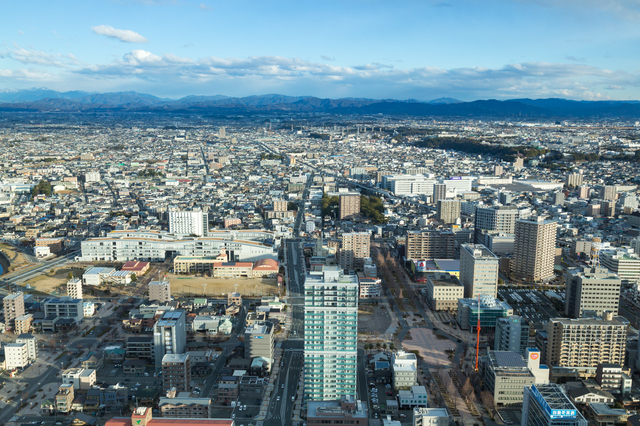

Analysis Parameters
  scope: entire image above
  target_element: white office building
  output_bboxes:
[392,351,418,390]
[459,244,499,298]
[381,174,437,196]
[5,342,29,370]
[16,333,38,361]
[522,384,587,426]
[304,266,358,401]
[413,407,451,426]
[169,210,209,237]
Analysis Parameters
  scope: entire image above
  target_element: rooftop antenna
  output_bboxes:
[475,295,481,371]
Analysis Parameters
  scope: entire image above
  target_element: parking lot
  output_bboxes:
[498,288,562,328]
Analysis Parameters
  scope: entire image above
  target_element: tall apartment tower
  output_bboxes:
[565,173,584,188]
[3,292,25,331]
[512,217,557,283]
[493,165,504,176]
[148,281,171,303]
[432,183,447,204]
[66,278,83,300]
[168,210,208,237]
[304,266,358,401]
[405,230,455,260]
[578,186,590,199]
[339,193,361,220]
[219,127,226,138]
[522,384,587,426]
[153,310,187,370]
[436,199,461,224]
[474,206,518,243]
[339,232,371,272]
[545,314,628,368]
[564,266,621,318]
[459,244,499,298]
[162,353,191,393]
[602,185,618,201]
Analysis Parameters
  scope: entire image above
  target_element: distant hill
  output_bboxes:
[1,89,640,118]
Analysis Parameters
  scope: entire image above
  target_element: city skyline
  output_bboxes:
[2,0,640,101]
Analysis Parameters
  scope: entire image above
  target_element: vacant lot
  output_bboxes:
[165,273,279,297]
[0,243,29,272]
[403,328,454,367]
[28,266,86,296]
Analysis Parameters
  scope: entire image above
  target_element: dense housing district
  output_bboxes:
[1,112,640,426]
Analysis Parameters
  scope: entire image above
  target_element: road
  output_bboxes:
[0,250,80,295]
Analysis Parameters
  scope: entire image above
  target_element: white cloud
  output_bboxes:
[91,25,148,43]
[3,45,82,69]
[199,3,212,10]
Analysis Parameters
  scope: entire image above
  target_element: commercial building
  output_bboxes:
[424,273,464,311]
[599,248,640,285]
[339,193,361,220]
[79,230,278,263]
[162,353,191,393]
[457,296,513,331]
[16,333,38,361]
[391,351,418,390]
[3,292,25,331]
[381,174,436,196]
[485,349,549,406]
[397,385,428,408]
[43,297,84,324]
[413,407,451,426]
[459,244,499,298]
[244,321,274,367]
[5,342,29,370]
[169,210,209,237]
[153,310,187,369]
[149,281,171,303]
[405,230,455,260]
[307,396,368,426]
[564,266,621,318]
[62,368,97,390]
[521,384,587,426]
[66,277,83,299]
[159,396,212,418]
[512,217,557,282]
[495,316,530,354]
[436,199,461,224]
[358,276,381,299]
[545,314,628,369]
[339,232,370,271]
[106,407,235,426]
[304,266,358,401]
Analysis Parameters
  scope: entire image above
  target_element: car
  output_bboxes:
[243,405,247,410]
[282,384,285,389]
[400,414,406,418]
[277,396,281,401]
[232,414,236,419]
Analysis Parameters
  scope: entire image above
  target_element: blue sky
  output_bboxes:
[2,0,640,100]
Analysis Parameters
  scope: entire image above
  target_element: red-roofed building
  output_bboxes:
[121,260,150,275]
[252,258,279,278]
[106,407,234,426]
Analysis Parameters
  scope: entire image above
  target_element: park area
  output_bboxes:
[27,266,86,296]
[0,242,29,273]
[164,273,280,298]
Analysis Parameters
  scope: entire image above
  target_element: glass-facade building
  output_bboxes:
[522,384,587,426]
[304,266,358,401]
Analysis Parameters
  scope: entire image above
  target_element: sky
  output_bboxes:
[1,0,640,101]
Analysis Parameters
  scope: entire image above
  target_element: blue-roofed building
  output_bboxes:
[522,383,587,426]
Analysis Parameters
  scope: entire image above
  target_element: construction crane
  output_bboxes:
[475,295,481,371]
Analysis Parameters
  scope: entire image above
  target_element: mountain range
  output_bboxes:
[1,88,640,118]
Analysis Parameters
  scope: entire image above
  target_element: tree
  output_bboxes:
[67,272,74,280]
[389,343,395,351]
[130,273,138,282]
[462,377,473,399]
[382,343,387,351]
[480,390,495,414]
[376,342,381,350]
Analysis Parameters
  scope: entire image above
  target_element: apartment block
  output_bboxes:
[67,277,83,299]
[304,266,358,401]
[5,342,29,370]
[168,210,208,237]
[512,217,557,283]
[244,321,274,367]
[153,310,187,369]
[391,351,418,390]
[16,333,38,361]
[545,314,628,369]
[495,316,530,354]
[159,396,212,418]
[436,199,461,224]
[405,230,455,260]
[3,292,25,331]
[339,232,370,271]
[339,193,361,220]
[162,353,192,393]
[148,280,171,303]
